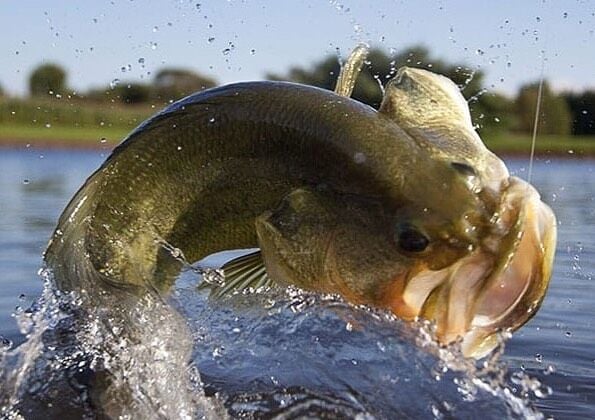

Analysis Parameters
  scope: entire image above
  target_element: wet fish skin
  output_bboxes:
[256,67,556,357]
[44,65,556,358]
[255,187,408,302]
[45,80,474,290]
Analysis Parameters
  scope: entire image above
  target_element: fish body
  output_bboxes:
[45,54,556,357]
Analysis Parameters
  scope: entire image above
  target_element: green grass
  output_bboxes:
[0,97,154,128]
[0,123,130,146]
[483,133,595,156]
[1,98,594,155]
[0,97,156,147]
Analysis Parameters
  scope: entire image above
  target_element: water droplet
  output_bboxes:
[151,42,158,50]
[536,16,541,22]
[476,49,485,56]
[563,12,568,19]
[207,36,215,43]
[92,18,98,23]
[565,331,572,337]
[0,335,12,351]
[212,346,224,358]
[195,3,201,10]
[152,25,159,32]
[534,386,551,399]
[28,381,42,394]
[100,138,107,144]
[176,146,182,151]
[345,322,353,331]
[23,179,30,185]
[208,117,216,123]
[581,109,588,115]
[250,48,256,55]
[45,123,51,128]
[138,57,145,64]
[535,353,543,363]
[110,78,120,89]
[222,48,232,55]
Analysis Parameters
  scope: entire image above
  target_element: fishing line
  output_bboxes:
[528,54,545,184]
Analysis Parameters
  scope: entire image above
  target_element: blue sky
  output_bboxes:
[1,0,594,97]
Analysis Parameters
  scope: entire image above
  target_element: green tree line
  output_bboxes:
[2,48,594,136]
[24,63,217,105]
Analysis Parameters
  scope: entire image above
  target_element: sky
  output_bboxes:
[1,0,594,97]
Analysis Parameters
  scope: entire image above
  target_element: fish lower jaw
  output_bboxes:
[396,186,555,359]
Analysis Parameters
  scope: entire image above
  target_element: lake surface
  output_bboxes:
[0,148,593,418]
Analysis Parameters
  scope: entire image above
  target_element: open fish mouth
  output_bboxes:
[401,176,557,358]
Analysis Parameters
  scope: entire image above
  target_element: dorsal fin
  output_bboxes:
[207,250,273,298]
[334,44,369,97]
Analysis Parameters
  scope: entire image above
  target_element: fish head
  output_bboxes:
[257,66,557,358]
[376,67,557,356]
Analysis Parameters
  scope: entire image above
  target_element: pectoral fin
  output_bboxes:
[208,250,274,298]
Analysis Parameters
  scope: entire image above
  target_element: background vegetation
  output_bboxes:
[1,46,593,153]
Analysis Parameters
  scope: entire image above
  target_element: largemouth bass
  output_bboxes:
[45,46,556,358]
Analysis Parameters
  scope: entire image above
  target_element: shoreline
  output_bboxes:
[0,138,120,151]
[1,137,594,159]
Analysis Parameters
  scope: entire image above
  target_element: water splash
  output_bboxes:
[176,259,545,419]
[1,257,546,418]
[0,270,222,419]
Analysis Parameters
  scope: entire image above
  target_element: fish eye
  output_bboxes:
[451,162,477,177]
[395,223,429,253]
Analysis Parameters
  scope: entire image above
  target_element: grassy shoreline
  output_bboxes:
[1,123,594,157]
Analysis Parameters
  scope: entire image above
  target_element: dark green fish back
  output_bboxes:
[44,82,396,293]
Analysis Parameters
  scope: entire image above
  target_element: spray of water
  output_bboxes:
[0,254,549,419]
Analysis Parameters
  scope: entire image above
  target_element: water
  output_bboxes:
[0,149,593,418]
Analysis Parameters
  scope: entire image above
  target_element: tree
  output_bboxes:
[515,82,572,135]
[29,63,67,97]
[113,82,152,104]
[469,91,516,134]
[153,68,217,102]
[266,46,510,134]
[564,91,595,135]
